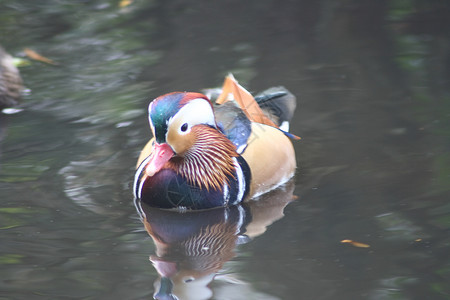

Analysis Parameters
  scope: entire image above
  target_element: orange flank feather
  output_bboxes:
[216,74,278,128]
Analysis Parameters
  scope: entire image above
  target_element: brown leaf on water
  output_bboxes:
[341,239,370,248]
[119,0,133,8]
[24,48,58,65]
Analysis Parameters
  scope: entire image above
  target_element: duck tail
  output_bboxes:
[255,87,297,133]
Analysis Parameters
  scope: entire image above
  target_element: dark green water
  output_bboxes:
[0,1,449,299]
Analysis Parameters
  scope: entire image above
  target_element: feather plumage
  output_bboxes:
[133,75,298,209]
[168,125,237,191]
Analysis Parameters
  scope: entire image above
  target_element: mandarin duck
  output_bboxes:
[0,46,22,110]
[133,75,298,209]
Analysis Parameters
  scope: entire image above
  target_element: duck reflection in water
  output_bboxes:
[134,180,296,300]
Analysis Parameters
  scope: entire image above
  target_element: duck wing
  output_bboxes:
[204,74,300,143]
[214,101,251,154]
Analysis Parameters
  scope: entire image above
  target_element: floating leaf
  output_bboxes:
[24,48,58,65]
[341,239,370,248]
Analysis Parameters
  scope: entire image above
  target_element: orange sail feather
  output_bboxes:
[216,74,278,128]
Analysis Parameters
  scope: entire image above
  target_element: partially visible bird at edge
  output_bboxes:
[0,45,23,144]
[0,45,22,111]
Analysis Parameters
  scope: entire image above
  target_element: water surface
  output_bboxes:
[0,1,449,299]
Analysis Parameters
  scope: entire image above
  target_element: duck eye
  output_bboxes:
[180,123,188,132]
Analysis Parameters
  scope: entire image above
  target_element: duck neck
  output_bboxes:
[170,125,238,191]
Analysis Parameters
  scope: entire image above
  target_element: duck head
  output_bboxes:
[144,92,238,192]
[145,92,216,176]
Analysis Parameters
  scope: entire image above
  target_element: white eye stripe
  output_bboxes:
[168,98,215,130]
